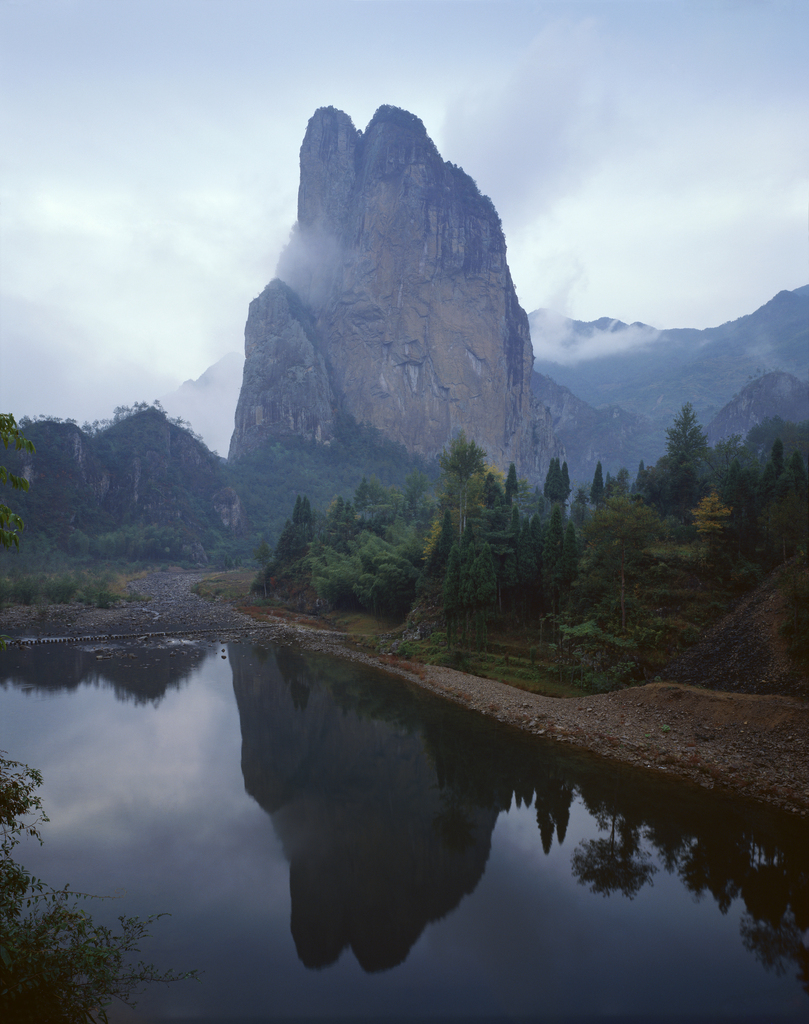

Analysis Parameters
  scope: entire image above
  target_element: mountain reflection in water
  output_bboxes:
[231,645,498,971]
[229,644,809,990]
[1,641,807,1016]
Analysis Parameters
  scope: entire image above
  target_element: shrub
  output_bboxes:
[0,753,198,1020]
[11,576,41,606]
[43,574,79,604]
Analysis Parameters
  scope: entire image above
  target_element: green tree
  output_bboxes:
[1,753,196,1021]
[784,450,807,496]
[516,518,537,623]
[426,509,454,576]
[560,521,579,597]
[543,504,565,616]
[770,437,785,480]
[471,542,497,652]
[571,485,589,528]
[438,431,487,538]
[253,540,272,596]
[0,414,35,554]
[581,496,663,632]
[590,461,604,509]
[665,402,708,522]
[443,543,462,646]
[691,490,732,564]
[505,463,518,505]
[402,469,433,527]
[544,458,568,506]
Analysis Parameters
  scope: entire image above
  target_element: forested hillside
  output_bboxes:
[2,398,807,692]
[0,405,437,568]
[4,405,245,565]
[257,408,808,692]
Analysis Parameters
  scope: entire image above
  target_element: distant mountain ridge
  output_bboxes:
[530,285,808,436]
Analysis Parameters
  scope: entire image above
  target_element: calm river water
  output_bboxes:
[1,639,807,1022]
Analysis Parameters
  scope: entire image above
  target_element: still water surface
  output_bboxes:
[1,639,807,1022]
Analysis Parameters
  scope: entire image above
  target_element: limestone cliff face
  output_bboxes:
[230,105,563,481]
[229,279,335,458]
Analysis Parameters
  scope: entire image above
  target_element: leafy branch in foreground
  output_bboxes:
[1,752,198,1022]
[0,413,35,554]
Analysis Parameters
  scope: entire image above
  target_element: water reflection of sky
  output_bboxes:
[1,643,807,1022]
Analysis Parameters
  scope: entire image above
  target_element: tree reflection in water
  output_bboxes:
[3,641,807,997]
[229,643,809,992]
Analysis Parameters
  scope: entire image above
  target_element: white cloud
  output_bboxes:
[1,1,807,426]
[529,308,660,365]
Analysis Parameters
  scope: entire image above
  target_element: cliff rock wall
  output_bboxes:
[706,371,809,446]
[230,105,563,482]
[229,280,335,457]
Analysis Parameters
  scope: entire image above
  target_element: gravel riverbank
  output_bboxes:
[3,569,808,817]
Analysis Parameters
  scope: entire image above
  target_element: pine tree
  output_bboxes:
[471,542,497,652]
[571,486,589,528]
[505,463,518,505]
[561,461,571,506]
[516,518,536,623]
[560,521,579,597]
[771,437,785,480]
[543,504,565,616]
[301,495,313,541]
[665,402,708,522]
[443,543,462,647]
[459,527,477,644]
[436,509,454,571]
[544,458,563,505]
[590,462,604,508]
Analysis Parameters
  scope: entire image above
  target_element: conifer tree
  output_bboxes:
[665,402,708,521]
[459,528,477,644]
[517,518,537,622]
[471,542,497,652]
[571,486,589,527]
[505,463,518,505]
[543,458,560,504]
[771,437,785,480]
[543,504,565,616]
[443,543,462,646]
[561,461,571,505]
[433,509,454,573]
[530,513,544,610]
[590,461,604,508]
[560,521,579,596]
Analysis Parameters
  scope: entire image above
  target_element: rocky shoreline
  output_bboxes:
[2,569,808,818]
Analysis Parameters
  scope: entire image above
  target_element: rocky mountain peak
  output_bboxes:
[230,105,563,481]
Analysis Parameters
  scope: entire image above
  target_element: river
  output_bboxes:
[1,638,807,1022]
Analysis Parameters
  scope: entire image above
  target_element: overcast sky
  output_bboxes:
[1,0,807,431]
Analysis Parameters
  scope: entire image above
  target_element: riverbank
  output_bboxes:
[2,569,808,817]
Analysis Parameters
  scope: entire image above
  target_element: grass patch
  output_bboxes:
[193,569,254,602]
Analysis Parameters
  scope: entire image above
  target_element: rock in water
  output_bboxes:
[229,104,563,482]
